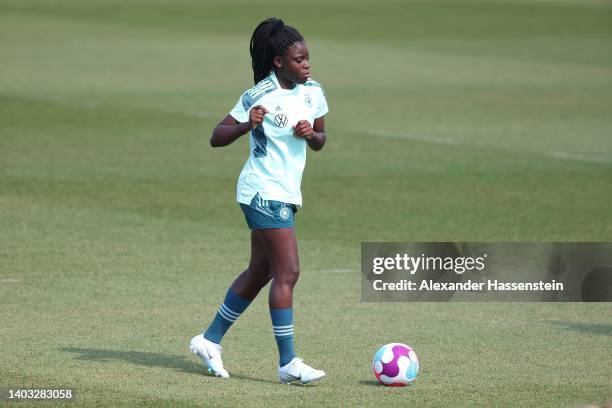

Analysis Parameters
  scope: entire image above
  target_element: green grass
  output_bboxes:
[1,0,611,406]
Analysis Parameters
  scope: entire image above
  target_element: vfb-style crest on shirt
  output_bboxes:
[304,93,313,107]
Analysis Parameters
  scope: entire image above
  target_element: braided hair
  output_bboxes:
[250,18,304,84]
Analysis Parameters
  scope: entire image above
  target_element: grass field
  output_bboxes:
[1,0,611,406]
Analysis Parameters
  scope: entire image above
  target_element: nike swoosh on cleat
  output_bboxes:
[286,373,301,382]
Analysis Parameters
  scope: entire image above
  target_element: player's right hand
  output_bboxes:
[249,105,268,129]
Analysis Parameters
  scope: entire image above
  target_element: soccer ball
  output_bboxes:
[372,343,419,386]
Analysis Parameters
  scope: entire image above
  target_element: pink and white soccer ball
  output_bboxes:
[372,343,419,386]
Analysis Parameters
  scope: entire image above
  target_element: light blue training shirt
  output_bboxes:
[229,71,329,207]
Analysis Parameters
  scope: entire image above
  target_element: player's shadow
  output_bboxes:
[548,321,612,336]
[61,347,277,384]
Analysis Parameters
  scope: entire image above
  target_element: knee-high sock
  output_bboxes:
[270,308,296,367]
[203,288,251,344]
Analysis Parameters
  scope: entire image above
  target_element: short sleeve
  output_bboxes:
[229,93,249,123]
[316,87,329,118]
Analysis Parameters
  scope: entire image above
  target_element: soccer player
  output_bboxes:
[189,18,329,385]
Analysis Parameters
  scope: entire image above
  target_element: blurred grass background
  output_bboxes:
[1,0,611,406]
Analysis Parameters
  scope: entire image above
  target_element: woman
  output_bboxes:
[190,17,329,385]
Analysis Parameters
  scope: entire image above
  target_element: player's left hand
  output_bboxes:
[293,120,315,140]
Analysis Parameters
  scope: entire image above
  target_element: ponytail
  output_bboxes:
[249,18,304,84]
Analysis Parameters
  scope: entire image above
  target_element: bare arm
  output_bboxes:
[210,105,268,148]
[293,116,326,151]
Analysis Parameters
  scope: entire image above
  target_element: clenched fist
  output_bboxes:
[293,120,315,140]
[249,105,268,129]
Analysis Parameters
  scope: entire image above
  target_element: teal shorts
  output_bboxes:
[239,193,297,230]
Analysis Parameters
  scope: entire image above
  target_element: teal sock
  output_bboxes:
[203,288,251,344]
[270,308,296,367]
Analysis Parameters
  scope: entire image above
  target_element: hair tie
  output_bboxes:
[271,19,284,36]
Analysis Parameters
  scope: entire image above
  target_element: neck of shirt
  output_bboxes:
[271,71,299,94]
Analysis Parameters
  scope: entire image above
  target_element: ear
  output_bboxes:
[273,55,283,69]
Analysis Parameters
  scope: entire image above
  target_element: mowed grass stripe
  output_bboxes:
[1,0,611,40]
[2,95,612,244]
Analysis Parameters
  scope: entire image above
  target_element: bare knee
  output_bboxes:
[274,264,300,287]
[245,266,273,287]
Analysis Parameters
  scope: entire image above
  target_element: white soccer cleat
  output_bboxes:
[189,335,229,378]
[278,357,325,385]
